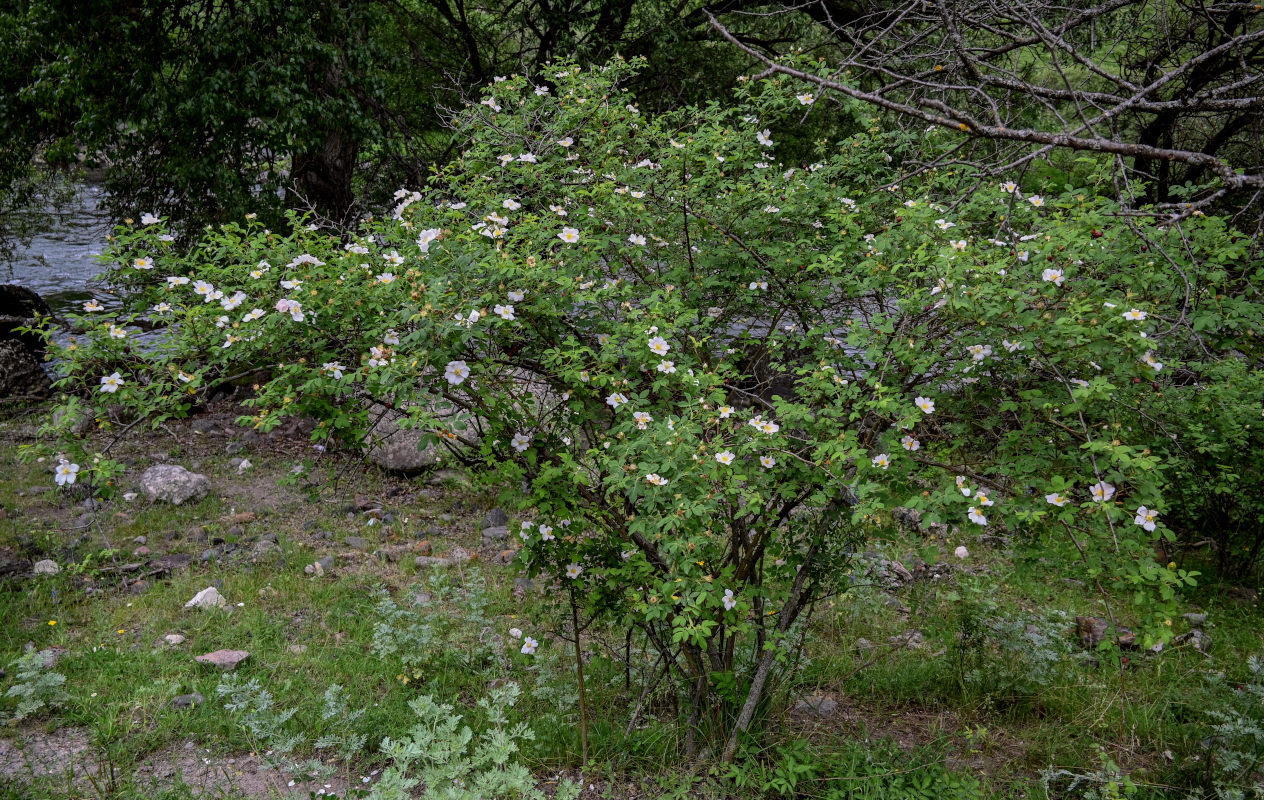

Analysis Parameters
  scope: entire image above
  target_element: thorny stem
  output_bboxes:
[569,583,589,767]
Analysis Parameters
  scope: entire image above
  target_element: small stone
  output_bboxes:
[451,547,474,563]
[163,634,186,646]
[382,512,396,524]
[1182,612,1208,626]
[438,513,455,524]
[854,637,873,651]
[793,695,839,717]
[481,526,508,546]
[374,549,396,563]
[171,692,205,709]
[128,579,150,595]
[888,630,925,649]
[132,535,148,545]
[133,546,151,557]
[123,492,138,501]
[225,441,243,455]
[227,525,245,537]
[195,649,250,671]
[185,586,227,610]
[32,559,60,576]
[414,556,456,568]
[191,418,218,434]
[200,548,220,562]
[288,644,307,655]
[415,540,432,556]
[257,585,279,600]
[250,540,282,563]
[482,508,509,528]
[1075,616,1109,648]
[140,464,211,505]
[493,549,517,565]
[1175,628,1212,654]
[345,536,370,552]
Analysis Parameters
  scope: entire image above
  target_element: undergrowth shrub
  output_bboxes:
[38,54,1261,755]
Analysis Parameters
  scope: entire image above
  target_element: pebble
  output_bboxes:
[163,634,187,646]
[184,586,227,609]
[33,559,60,576]
[345,536,370,552]
[288,645,308,655]
[195,649,250,671]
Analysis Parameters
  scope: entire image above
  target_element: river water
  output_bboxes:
[5,183,113,315]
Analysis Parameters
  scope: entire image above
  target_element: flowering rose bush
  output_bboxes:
[41,56,1263,754]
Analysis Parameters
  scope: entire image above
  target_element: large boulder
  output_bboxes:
[141,464,211,505]
[364,403,440,473]
[363,400,483,473]
[0,284,52,400]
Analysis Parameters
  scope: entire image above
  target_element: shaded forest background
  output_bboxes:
[1,0,1262,247]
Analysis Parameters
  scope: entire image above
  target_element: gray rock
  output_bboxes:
[345,536,370,552]
[288,644,307,655]
[184,586,227,609]
[305,556,336,576]
[482,508,509,528]
[374,549,396,563]
[191,418,218,434]
[140,465,211,505]
[481,526,508,546]
[170,692,205,709]
[1175,628,1212,654]
[32,559,60,576]
[0,285,53,399]
[1182,612,1208,626]
[793,695,839,717]
[250,540,282,563]
[132,535,148,545]
[415,556,456,568]
[162,633,186,646]
[195,649,250,670]
[363,403,439,473]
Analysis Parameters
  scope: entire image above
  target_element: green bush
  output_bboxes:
[40,55,1262,754]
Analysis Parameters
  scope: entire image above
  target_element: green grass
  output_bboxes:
[1,414,1262,799]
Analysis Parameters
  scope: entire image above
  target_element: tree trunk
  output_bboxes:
[292,129,358,224]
